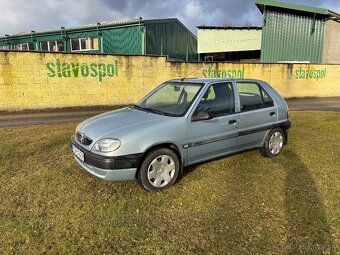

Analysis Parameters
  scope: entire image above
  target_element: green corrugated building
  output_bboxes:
[0,18,197,61]
[197,26,262,62]
[256,0,340,63]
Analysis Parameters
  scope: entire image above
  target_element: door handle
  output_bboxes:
[270,112,276,116]
[229,120,237,125]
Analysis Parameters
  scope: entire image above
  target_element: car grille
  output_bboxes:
[76,132,93,146]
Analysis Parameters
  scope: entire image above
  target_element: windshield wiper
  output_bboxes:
[143,107,166,116]
[131,104,147,111]
[132,105,166,115]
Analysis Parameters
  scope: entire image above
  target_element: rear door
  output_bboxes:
[236,81,277,148]
[186,82,240,164]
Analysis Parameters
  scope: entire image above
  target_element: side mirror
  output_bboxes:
[192,110,213,122]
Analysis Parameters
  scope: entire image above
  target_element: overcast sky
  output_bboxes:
[1,0,339,36]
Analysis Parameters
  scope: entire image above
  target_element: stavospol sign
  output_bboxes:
[46,59,119,81]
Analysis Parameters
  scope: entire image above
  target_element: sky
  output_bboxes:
[0,0,339,36]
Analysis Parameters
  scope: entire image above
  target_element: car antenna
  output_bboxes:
[180,64,206,81]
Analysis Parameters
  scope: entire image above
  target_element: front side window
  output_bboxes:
[195,83,235,117]
[71,37,98,51]
[14,43,34,51]
[136,82,203,116]
[237,82,274,112]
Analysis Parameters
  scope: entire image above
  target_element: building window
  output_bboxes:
[14,43,34,51]
[70,37,98,51]
[0,45,10,50]
[40,40,64,52]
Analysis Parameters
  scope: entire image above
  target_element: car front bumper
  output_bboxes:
[71,136,142,181]
[73,155,138,181]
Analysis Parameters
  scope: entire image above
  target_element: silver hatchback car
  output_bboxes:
[71,78,291,192]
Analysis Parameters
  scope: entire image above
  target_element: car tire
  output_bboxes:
[137,148,180,192]
[260,128,285,158]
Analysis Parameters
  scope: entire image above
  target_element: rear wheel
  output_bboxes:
[260,128,285,158]
[137,148,180,192]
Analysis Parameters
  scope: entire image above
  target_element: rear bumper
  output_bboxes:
[281,120,291,130]
[71,136,142,181]
[280,120,291,145]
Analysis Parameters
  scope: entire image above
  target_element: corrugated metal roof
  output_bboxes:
[1,18,191,39]
[256,0,340,20]
[1,19,141,39]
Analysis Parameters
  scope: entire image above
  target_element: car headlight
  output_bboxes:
[92,139,121,153]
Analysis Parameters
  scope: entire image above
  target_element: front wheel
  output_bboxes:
[137,148,180,192]
[260,128,285,158]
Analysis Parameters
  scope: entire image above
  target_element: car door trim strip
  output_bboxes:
[184,120,291,148]
[185,133,239,148]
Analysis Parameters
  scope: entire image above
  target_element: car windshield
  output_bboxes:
[135,82,203,117]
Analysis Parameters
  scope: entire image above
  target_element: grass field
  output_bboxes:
[0,112,339,254]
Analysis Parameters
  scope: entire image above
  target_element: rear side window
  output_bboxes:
[196,82,235,117]
[237,82,274,112]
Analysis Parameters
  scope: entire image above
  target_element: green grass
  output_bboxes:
[0,112,339,254]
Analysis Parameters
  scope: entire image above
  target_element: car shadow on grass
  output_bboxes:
[178,149,251,181]
[278,149,335,254]
[177,149,265,253]
[178,148,262,182]
[177,148,336,254]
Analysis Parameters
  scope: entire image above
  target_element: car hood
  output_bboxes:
[77,107,170,142]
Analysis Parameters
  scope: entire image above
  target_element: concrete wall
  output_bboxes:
[0,51,339,111]
[323,20,340,64]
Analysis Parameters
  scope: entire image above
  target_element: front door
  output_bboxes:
[187,82,239,164]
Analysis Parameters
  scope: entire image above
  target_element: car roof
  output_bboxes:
[168,78,265,84]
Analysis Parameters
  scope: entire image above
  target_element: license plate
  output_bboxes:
[72,144,84,162]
